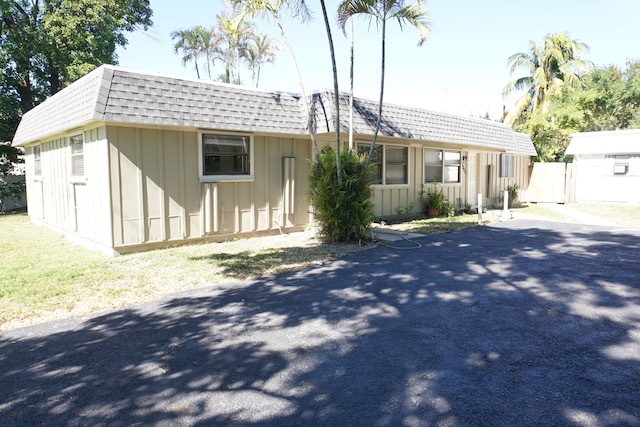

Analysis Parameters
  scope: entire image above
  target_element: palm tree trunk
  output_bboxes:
[274,17,319,154]
[348,17,354,153]
[320,0,342,185]
[367,18,385,169]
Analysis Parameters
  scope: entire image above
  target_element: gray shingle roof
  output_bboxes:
[310,91,536,155]
[13,65,536,155]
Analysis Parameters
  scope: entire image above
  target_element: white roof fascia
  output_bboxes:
[566,129,640,155]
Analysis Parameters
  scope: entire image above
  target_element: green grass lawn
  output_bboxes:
[0,212,492,331]
[569,203,640,228]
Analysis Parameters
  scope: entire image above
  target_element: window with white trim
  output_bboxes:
[202,134,250,176]
[70,134,84,177]
[357,143,408,185]
[424,149,461,183]
[33,145,42,176]
[500,154,514,178]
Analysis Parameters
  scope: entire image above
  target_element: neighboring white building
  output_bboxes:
[566,129,640,204]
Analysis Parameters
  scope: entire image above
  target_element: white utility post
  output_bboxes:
[477,193,483,224]
[503,190,509,217]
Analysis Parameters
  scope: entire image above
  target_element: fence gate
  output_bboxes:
[528,162,574,204]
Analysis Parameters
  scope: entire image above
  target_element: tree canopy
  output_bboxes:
[513,60,640,161]
[171,12,279,87]
[0,0,153,142]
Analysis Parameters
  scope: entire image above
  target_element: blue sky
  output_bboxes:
[116,0,640,120]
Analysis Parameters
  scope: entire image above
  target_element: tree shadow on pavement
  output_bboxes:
[1,219,639,426]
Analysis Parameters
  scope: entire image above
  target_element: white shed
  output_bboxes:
[566,129,640,203]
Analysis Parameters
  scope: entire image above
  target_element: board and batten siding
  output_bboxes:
[366,145,530,215]
[24,126,113,251]
[108,126,312,250]
[368,144,467,217]
[476,152,530,207]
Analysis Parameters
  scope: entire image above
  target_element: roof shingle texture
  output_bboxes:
[13,65,536,155]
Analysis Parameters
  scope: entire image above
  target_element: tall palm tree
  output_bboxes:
[170,28,203,78]
[319,0,342,184]
[230,0,319,154]
[213,12,257,85]
[503,33,593,125]
[194,25,217,80]
[337,0,430,168]
[246,33,280,87]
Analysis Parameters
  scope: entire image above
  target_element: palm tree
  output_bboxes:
[337,0,430,168]
[319,0,343,184]
[213,12,258,85]
[230,0,319,154]
[246,33,280,87]
[503,33,593,125]
[170,28,203,78]
[194,25,217,80]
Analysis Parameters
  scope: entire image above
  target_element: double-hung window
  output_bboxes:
[33,145,42,176]
[358,143,408,185]
[424,149,461,183]
[70,134,84,177]
[202,134,251,178]
[500,154,514,178]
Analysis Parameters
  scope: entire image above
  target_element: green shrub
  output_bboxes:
[441,199,455,217]
[308,146,374,242]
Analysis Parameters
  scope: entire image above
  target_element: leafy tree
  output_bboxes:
[0,142,24,211]
[558,61,640,131]
[503,33,593,125]
[0,0,153,142]
[513,111,571,162]
[514,60,640,161]
[337,0,430,168]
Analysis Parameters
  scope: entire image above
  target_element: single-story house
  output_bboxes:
[13,65,535,255]
[566,129,640,204]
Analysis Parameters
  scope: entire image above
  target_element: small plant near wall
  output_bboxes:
[421,181,447,217]
[394,203,415,220]
[508,184,520,207]
[499,183,521,208]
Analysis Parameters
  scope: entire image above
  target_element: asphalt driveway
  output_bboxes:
[2,218,640,426]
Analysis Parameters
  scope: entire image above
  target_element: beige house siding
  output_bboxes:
[13,66,536,254]
[477,152,530,207]
[107,126,312,251]
[23,127,113,250]
[324,137,531,216]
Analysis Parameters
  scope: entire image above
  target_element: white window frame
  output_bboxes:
[69,133,85,177]
[68,133,87,185]
[500,154,514,178]
[424,148,462,184]
[357,143,409,187]
[33,145,42,177]
[199,132,254,182]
